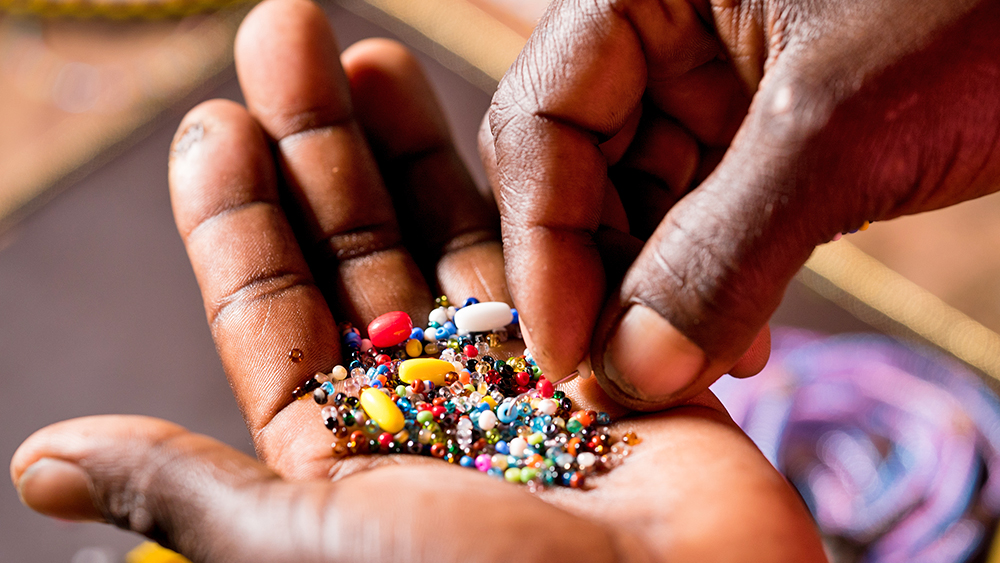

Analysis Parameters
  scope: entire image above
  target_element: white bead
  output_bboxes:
[537,399,558,416]
[428,307,450,326]
[453,301,514,333]
[424,329,438,342]
[447,306,456,320]
[509,437,528,458]
[331,365,348,381]
[577,452,596,468]
[478,410,498,431]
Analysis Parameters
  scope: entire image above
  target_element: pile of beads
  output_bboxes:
[293,297,640,489]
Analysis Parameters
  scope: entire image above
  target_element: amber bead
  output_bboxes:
[333,426,350,439]
[332,441,348,456]
[288,348,304,362]
[444,371,459,384]
[622,431,642,445]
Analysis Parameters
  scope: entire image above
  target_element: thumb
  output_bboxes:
[11,415,280,563]
[592,71,849,410]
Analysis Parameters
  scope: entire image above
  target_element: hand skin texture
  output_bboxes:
[10,1,826,561]
[482,0,1000,410]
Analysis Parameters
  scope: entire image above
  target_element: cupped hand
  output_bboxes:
[11,1,825,561]
[484,0,1000,409]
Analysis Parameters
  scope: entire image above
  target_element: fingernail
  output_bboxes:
[602,304,707,401]
[16,458,102,521]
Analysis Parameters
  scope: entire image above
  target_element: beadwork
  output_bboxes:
[293,297,640,489]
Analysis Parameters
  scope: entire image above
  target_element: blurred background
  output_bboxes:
[2,1,1000,562]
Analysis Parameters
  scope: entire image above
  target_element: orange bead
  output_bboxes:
[458,371,471,385]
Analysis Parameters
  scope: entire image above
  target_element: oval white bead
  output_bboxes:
[453,301,514,333]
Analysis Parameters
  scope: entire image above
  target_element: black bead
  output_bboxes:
[324,416,337,430]
[302,377,320,392]
[313,388,329,404]
[334,392,347,406]
[466,359,478,372]
[406,440,424,455]
[345,396,360,408]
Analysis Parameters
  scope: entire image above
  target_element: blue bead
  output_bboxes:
[443,321,457,335]
[477,402,491,412]
[321,381,335,394]
[510,308,518,325]
[344,332,362,343]
[397,398,412,410]
[410,327,424,341]
[460,455,475,468]
[375,364,389,375]
[366,367,377,378]
[497,402,517,424]
[349,360,362,371]
[371,380,383,389]
[462,297,479,307]
[435,327,450,340]
[596,412,612,426]
[487,468,504,478]
[495,440,510,455]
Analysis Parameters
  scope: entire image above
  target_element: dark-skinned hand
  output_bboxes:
[482,0,1000,410]
[11,1,825,561]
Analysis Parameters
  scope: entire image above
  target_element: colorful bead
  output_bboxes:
[453,301,514,333]
[360,388,405,433]
[367,311,413,348]
[398,358,454,385]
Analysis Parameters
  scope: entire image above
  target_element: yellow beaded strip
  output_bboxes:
[0,0,255,19]
[126,542,191,563]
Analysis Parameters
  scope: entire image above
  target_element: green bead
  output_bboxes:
[520,467,538,483]
[528,432,545,446]
[552,390,566,400]
[504,467,522,482]
[416,410,434,424]
[395,385,407,397]
[566,419,583,433]
[485,428,501,444]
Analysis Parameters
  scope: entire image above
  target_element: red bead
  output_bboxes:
[430,443,447,458]
[515,371,531,387]
[569,472,585,489]
[464,344,478,357]
[375,354,392,366]
[378,432,394,448]
[536,378,554,398]
[432,405,447,420]
[416,403,432,412]
[411,380,425,393]
[367,311,413,348]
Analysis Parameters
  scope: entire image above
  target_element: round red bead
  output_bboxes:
[515,371,531,387]
[464,344,478,357]
[378,432,394,448]
[367,311,413,348]
[536,378,554,398]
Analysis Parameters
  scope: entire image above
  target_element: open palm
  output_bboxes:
[11,1,824,561]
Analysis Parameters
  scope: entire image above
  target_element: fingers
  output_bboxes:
[489,0,728,381]
[169,98,338,464]
[12,416,640,563]
[342,39,510,304]
[591,67,837,410]
[235,0,433,326]
[11,416,278,561]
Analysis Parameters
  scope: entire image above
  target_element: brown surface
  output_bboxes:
[0,12,243,232]
[849,191,1000,335]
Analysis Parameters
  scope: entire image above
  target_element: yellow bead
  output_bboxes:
[360,388,405,433]
[859,220,870,231]
[482,396,497,409]
[405,338,423,358]
[397,358,453,385]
